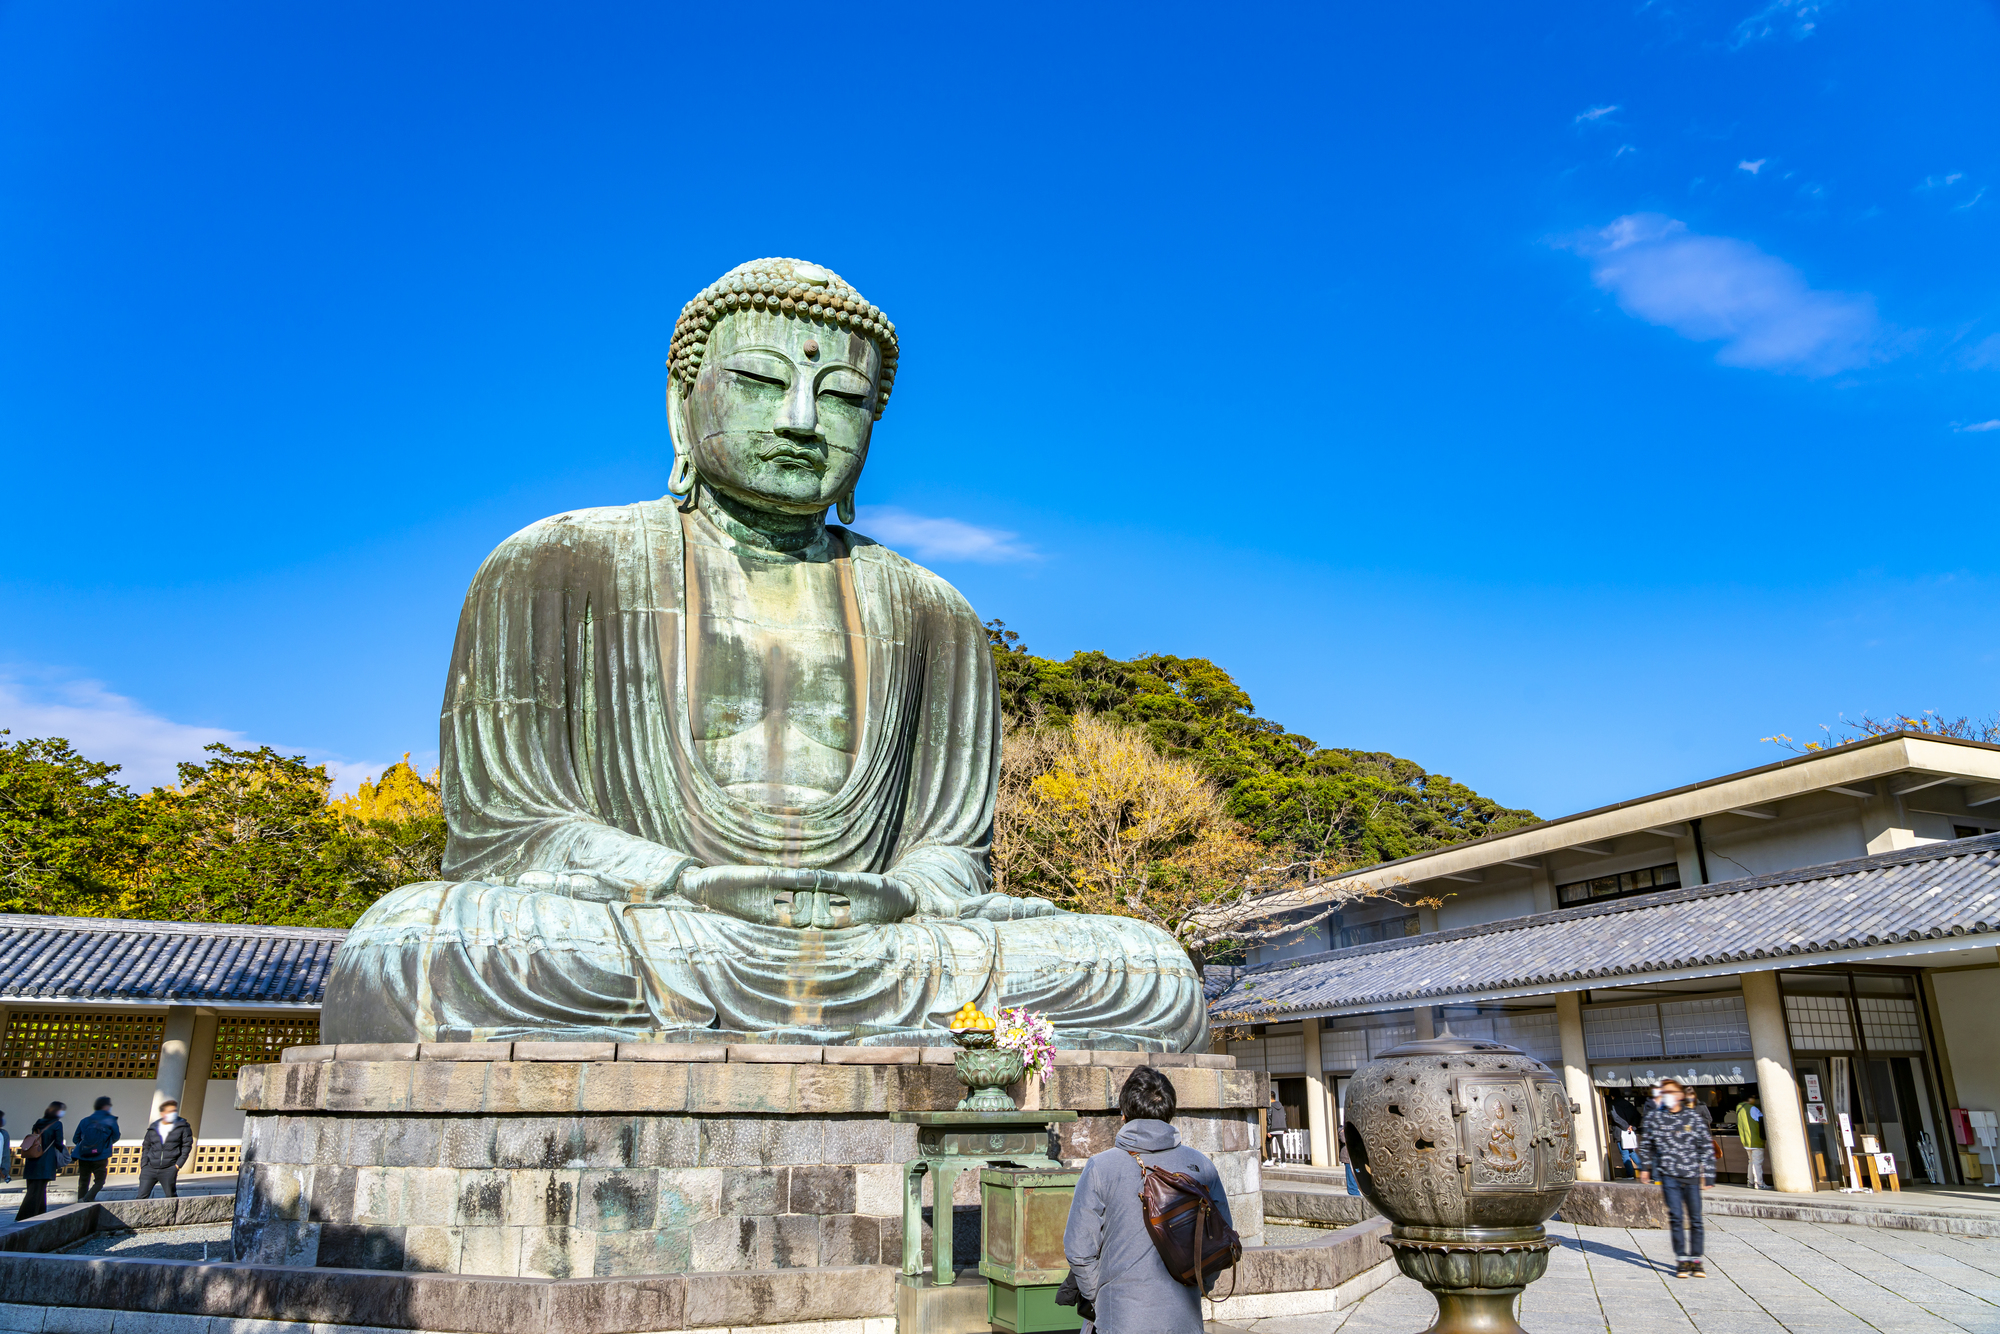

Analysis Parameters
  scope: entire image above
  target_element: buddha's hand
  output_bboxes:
[676,866,918,929]
[954,893,1062,922]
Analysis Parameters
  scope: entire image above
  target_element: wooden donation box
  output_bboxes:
[979,1167,1083,1333]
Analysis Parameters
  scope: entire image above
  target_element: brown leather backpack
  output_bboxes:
[1127,1150,1242,1295]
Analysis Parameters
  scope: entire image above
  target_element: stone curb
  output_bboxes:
[0,1196,235,1255]
[0,1253,896,1333]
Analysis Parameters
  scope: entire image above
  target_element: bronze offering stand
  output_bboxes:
[1344,1033,1583,1334]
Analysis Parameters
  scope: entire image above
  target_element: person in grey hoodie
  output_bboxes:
[1063,1066,1234,1334]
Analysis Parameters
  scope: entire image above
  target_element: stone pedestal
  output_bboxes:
[232,1045,1262,1278]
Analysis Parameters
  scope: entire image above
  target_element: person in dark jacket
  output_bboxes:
[1063,1067,1235,1334]
[135,1100,193,1199]
[15,1102,66,1221]
[1637,1077,1715,1278]
[72,1097,121,1202]
[0,1111,11,1185]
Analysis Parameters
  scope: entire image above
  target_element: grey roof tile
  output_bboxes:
[1211,833,2000,1019]
[0,913,344,1004]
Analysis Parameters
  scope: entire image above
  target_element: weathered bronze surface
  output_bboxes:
[890,1110,1073,1286]
[1345,1034,1578,1334]
[321,257,1207,1052]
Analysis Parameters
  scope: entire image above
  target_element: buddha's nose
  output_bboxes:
[776,374,819,440]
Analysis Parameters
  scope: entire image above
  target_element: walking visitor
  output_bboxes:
[1265,1092,1287,1163]
[1637,1076,1715,1278]
[134,1100,193,1200]
[14,1102,66,1222]
[1062,1066,1236,1334]
[72,1097,121,1203]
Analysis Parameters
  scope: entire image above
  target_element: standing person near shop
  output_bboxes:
[1737,1094,1767,1189]
[1264,1092,1286,1163]
[1608,1096,1642,1178]
[134,1100,192,1199]
[1638,1077,1715,1279]
[14,1102,66,1221]
[1063,1067,1235,1334]
[72,1097,121,1203]
[0,1111,11,1186]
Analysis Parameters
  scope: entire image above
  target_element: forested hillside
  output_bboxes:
[985,622,1536,866]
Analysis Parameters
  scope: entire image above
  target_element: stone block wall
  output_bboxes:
[233,1046,1263,1279]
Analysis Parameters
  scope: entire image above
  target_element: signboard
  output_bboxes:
[1838,1113,1854,1148]
[1806,1103,1828,1124]
[1804,1074,1822,1103]
[1873,1153,1897,1177]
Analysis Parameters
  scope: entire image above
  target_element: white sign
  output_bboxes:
[1874,1153,1897,1176]
[1838,1112,1854,1148]
[1804,1074,1822,1103]
[1806,1103,1828,1124]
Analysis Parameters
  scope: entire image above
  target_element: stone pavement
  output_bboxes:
[1213,1214,2000,1333]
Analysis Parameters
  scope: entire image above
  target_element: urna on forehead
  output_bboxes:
[669,257,901,418]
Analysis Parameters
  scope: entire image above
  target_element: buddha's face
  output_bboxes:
[678,309,882,516]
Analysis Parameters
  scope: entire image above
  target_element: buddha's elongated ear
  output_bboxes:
[665,378,699,511]
[836,490,856,525]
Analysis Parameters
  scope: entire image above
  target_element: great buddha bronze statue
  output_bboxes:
[323,258,1207,1050]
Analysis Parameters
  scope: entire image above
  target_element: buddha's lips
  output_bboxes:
[760,444,827,471]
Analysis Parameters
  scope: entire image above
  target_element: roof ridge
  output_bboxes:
[1236,831,2000,982]
[0,912,350,940]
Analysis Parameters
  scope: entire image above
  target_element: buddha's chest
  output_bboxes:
[683,540,861,808]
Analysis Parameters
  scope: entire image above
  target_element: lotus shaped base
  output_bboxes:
[951,1036,1023,1112]
[1385,1226,1556,1334]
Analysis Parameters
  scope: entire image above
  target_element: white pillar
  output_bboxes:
[1555,992,1604,1181]
[175,1013,220,1141]
[1741,971,1813,1194]
[1302,1020,1331,1168]
[152,1006,197,1122]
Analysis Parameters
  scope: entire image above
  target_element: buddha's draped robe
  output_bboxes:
[323,500,1207,1050]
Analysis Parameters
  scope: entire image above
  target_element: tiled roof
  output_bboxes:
[1211,834,2000,1020]
[0,914,346,1005]
[1202,963,1244,1003]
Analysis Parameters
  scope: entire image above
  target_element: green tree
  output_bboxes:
[986,621,1535,863]
[0,731,146,914]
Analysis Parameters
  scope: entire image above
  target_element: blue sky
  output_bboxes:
[2,1,1996,818]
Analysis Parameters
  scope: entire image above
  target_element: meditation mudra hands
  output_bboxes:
[510,864,1060,928]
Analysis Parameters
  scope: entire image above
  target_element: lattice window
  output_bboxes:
[1320,1027,1369,1069]
[209,1016,321,1079]
[1784,995,1854,1050]
[1856,997,1923,1052]
[1660,996,1751,1056]
[1583,1003,1663,1060]
[0,1012,164,1079]
[1367,1024,1416,1058]
[1491,1011,1563,1066]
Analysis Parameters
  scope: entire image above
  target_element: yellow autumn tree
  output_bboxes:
[992,714,1387,965]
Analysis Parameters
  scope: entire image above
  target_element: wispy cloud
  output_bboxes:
[0,668,394,794]
[1955,420,2000,433]
[1921,173,1965,189]
[1562,213,1881,376]
[1731,0,1825,48]
[1574,105,1620,124]
[1738,159,1768,175]
[854,506,1039,564]
[1954,188,1987,212]
[1965,334,2000,370]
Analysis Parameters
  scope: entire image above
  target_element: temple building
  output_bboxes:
[0,916,337,1178]
[1209,731,2000,1192]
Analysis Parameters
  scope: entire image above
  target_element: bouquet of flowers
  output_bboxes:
[993,1007,1057,1082]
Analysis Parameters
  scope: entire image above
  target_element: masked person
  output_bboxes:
[135,1101,193,1199]
[1638,1077,1715,1278]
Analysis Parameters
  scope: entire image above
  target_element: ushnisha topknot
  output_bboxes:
[669,258,899,419]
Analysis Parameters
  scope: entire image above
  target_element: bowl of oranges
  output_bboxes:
[948,1002,998,1049]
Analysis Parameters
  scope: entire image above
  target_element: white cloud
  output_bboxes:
[0,669,393,794]
[1575,105,1620,124]
[853,507,1039,564]
[1738,159,1768,175]
[1965,334,2000,369]
[1953,187,1987,212]
[1563,213,1881,376]
[1955,420,2000,433]
[1921,173,1965,189]
[1731,0,1825,48]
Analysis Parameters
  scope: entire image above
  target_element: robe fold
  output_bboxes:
[323,500,1207,1050]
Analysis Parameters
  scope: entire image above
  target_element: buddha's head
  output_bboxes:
[665,258,899,524]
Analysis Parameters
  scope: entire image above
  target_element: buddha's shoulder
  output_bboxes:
[483,501,675,563]
[837,527,980,621]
